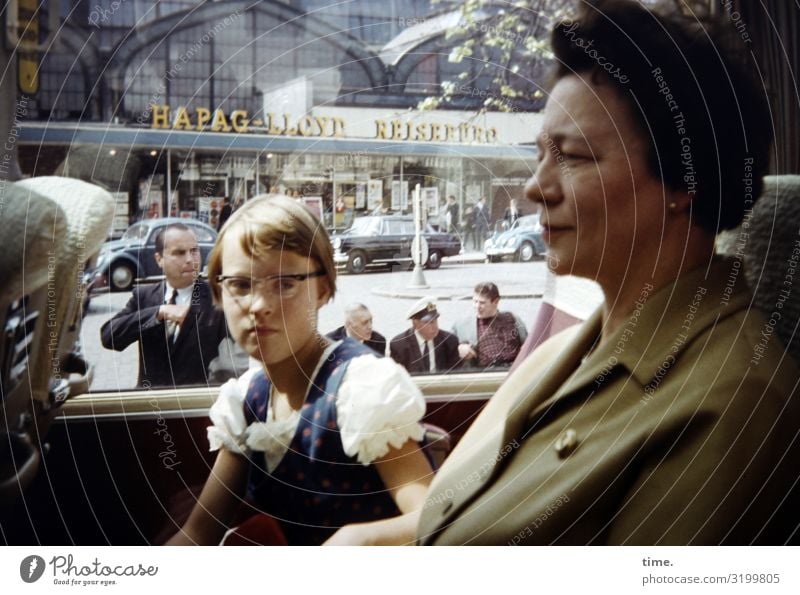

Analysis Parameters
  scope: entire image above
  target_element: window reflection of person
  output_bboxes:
[418,0,799,545]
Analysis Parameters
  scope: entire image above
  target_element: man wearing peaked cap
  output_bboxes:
[389,297,460,374]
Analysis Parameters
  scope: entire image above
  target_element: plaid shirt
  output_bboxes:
[476,312,522,367]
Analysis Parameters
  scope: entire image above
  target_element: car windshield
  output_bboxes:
[348,217,381,235]
[121,223,150,241]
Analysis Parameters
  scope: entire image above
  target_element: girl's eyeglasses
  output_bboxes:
[216,271,325,302]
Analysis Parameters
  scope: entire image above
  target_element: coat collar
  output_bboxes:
[500,308,598,447]
[421,257,756,543]
[505,257,753,436]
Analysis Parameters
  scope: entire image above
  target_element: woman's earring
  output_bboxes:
[669,202,677,211]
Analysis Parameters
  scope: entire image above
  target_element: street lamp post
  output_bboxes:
[408,183,429,289]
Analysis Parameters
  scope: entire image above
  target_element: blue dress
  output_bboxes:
[242,339,403,545]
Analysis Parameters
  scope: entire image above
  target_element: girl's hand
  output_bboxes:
[323,523,375,546]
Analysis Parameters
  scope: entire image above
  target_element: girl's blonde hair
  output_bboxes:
[207,194,337,303]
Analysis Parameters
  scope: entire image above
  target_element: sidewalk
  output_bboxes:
[371,250,545,301]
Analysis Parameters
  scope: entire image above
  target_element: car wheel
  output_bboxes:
[487,255,500,263]
[346,251,368,274]
[517,241,536,262]
[426,250,442,270]
[110,262,135,291]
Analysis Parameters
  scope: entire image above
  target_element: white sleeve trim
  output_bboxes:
[206,368,258,455]
[336,354,426,466]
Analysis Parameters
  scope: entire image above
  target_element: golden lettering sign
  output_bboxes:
[150,105,345,137]
[372,119,497,144]
[150,105,498,144]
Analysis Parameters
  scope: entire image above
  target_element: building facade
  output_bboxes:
[17,0,544,233]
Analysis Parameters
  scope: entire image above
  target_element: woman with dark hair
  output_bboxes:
[417,0,799,545]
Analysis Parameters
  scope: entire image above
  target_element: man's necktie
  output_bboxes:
[166,288,178,340]
[422,340,431,372]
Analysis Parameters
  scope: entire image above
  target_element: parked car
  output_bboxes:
[484,213,546,262]
[331,215,461,274]
[90,218,218,292]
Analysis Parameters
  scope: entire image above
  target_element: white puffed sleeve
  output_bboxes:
[207,368,258,455]
[336,355,426,465]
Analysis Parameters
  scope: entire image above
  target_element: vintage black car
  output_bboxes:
[331,215,462,273]
[91,217,218,291]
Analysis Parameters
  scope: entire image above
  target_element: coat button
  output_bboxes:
[554,428,579,458]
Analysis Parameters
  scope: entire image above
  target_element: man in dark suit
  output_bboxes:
[473,196,491,247]
[502,198,522,227]
[101,223,228,387]
[389,298,460,374]
[326,303,386,355]
[217,196,233,231]
[445,195,460,234]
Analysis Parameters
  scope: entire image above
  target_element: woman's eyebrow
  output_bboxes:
[537,131,592,150]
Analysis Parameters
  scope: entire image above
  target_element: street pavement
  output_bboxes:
[81,252,548,391]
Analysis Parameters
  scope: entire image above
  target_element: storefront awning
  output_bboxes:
[20,122,537,161]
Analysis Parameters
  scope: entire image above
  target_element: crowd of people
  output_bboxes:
[324,289,528,374]
[98,0,798,546]
[100,222,529,389]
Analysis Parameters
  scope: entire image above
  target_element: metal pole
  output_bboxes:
[166,148,172,215]
[399,157,404,211]
[331,160,336,230]
[408,183,428,288]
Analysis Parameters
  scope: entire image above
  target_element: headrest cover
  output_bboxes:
[11,177,115,399]
[0,181,66,302]
[14,177,115,260]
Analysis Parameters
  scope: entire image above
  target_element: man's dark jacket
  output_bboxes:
[101,280,227,387]
[326,326,386,356]
[389,328,460,374]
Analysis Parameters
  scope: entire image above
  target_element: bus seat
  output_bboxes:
[717,175,800,362]
[13,176,115,405]
[0,184,67,505]
[511,272,604,372]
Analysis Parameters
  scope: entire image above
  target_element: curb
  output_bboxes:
[371,287,543,300]
[371,251,544,300]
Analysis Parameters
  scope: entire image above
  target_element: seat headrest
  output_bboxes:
[14,176,116,260]
[718,175,800,361]
[11,177,115,400]
[0,182,67,303]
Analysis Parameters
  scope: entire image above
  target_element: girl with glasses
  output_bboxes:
[168,195,432,545]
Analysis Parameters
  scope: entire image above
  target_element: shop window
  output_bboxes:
[406,54,438,94]
[37,53,87,117]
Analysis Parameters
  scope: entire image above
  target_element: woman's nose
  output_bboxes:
[525,153,561,207]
